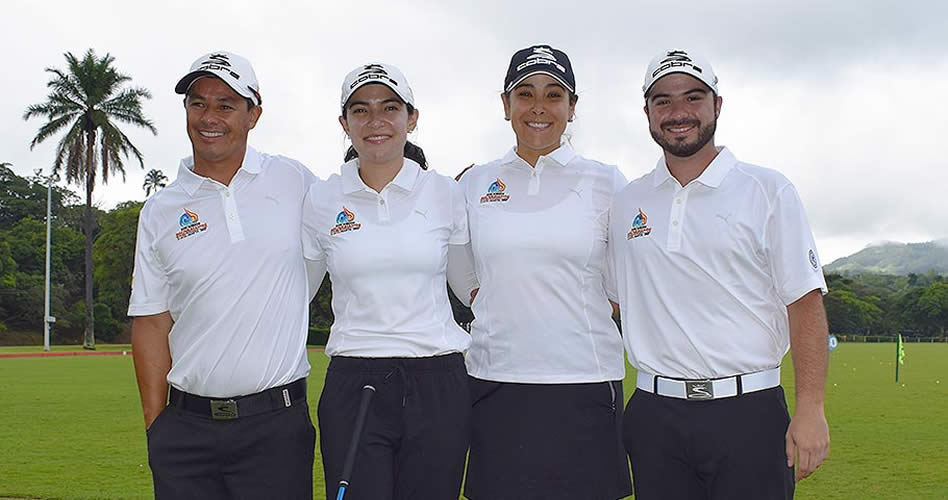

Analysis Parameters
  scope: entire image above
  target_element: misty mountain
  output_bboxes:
[825,239,948,275]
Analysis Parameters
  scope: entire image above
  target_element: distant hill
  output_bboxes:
[825,239,948,275]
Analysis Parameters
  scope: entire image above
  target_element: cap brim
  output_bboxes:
[175,70,261,105]
[176,71,221,95]
[343,80,414,109]
[644,70,716,96]
[506,70,575,93]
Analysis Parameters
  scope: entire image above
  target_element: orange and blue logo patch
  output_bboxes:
[480,178,510,204]
[331,206,362,235]
[627,208,652,240]
[176,208,208,240]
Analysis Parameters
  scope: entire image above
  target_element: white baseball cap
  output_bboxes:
[340,63,415,110]
[175,51,261,105]
[643,49,718,97]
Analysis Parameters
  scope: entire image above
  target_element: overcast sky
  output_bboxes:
[3,0,945,262]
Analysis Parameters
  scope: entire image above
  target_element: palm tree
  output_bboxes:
[24,49,157,350]
[143,169,168,196]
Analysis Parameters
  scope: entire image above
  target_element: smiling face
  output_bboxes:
[502,74,576,165]
[185,77,261,169]
[339,83,418,168]
[644,73,722,159]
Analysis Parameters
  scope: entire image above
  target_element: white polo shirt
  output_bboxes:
[301,158,471,358]
[128,147,317,398]
[456,144,628,383]
[609,147,827,380]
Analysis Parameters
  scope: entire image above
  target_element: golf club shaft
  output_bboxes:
[336,384,376,500]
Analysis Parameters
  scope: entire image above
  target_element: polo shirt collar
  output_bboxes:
[177,146,262,197]
[501,142,576,168]
[545,143,576,166]
[694,147,735,188]
[500,147,521,166]
[389,158,421,191]
[650,156,676,187]
[650,146,736,189]
[341,158,422,194]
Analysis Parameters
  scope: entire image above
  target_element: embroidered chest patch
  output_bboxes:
[627,208,652,240]
[331,206,362,235]
[175,209,208,240]
[480,178,511,204]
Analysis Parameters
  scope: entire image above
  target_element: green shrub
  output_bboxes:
[308,326,330,346]
[93,302,122,343]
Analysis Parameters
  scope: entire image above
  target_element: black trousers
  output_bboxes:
[318,353,470,500]
[624,386,795,500]
[465,378,632,500]
[146,386,316,500]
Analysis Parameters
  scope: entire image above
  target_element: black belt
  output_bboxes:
[168,378,307,420]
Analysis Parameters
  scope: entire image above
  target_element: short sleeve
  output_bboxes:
[602,166,626,302]
[301,182,327,262]
[447,243,478,306]
[612,166,629,194]
[304,258,327,301]
[295,164,326,300]
[127,205,171,316]
[449,180,469,245]
[765,184,828,305]
[456,163,475,192]
[299,161,318,189]
[603,239,619,303]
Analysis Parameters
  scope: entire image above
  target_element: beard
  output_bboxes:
[650,117,716,158]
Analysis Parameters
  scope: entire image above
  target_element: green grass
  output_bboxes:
[0,344,945,499]
[0,345,132,354]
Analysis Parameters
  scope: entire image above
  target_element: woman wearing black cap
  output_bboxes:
[448,45,633,500]
[303,62,472,500]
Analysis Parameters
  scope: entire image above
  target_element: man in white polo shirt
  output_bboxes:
[610,49,830,499]
[128,51,317,499]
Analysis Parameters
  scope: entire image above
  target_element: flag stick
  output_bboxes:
[895,339,900,383]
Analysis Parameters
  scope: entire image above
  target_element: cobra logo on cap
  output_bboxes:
[350,64,399,89]
[652,50,704,78]
[198,53,241,80]
[516,46,566,73]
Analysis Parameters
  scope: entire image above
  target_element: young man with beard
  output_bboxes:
[129,51,318,499]
[608,49,830,499]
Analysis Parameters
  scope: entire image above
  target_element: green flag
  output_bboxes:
[898,334,905,365]
[896,334,905,382]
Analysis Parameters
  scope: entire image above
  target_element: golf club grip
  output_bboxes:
[336,384,376,500]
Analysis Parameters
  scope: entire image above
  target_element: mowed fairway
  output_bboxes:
[0,343,946,499]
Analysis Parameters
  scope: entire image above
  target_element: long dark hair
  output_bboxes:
[344,141,427,170]
[342,102,428,169]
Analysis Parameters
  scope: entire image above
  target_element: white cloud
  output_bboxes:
[3,0,946,262]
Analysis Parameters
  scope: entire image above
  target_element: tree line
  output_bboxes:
[824,272,947,337]
[2,162,946,343]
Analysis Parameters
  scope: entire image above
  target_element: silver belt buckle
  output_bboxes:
[685,380,714,400]
[210,399,238,420]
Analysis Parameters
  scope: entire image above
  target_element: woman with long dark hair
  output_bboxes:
[302,63,471,500]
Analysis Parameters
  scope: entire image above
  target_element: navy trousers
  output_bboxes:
[624,386,795,500]
[146,388,316,499]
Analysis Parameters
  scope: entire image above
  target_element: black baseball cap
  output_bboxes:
[504,44,575,94]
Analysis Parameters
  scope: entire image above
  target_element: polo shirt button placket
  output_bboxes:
[222,187,245,243]
[668,187,688,251]
[377,195,390,223]
[528,168,541,196]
